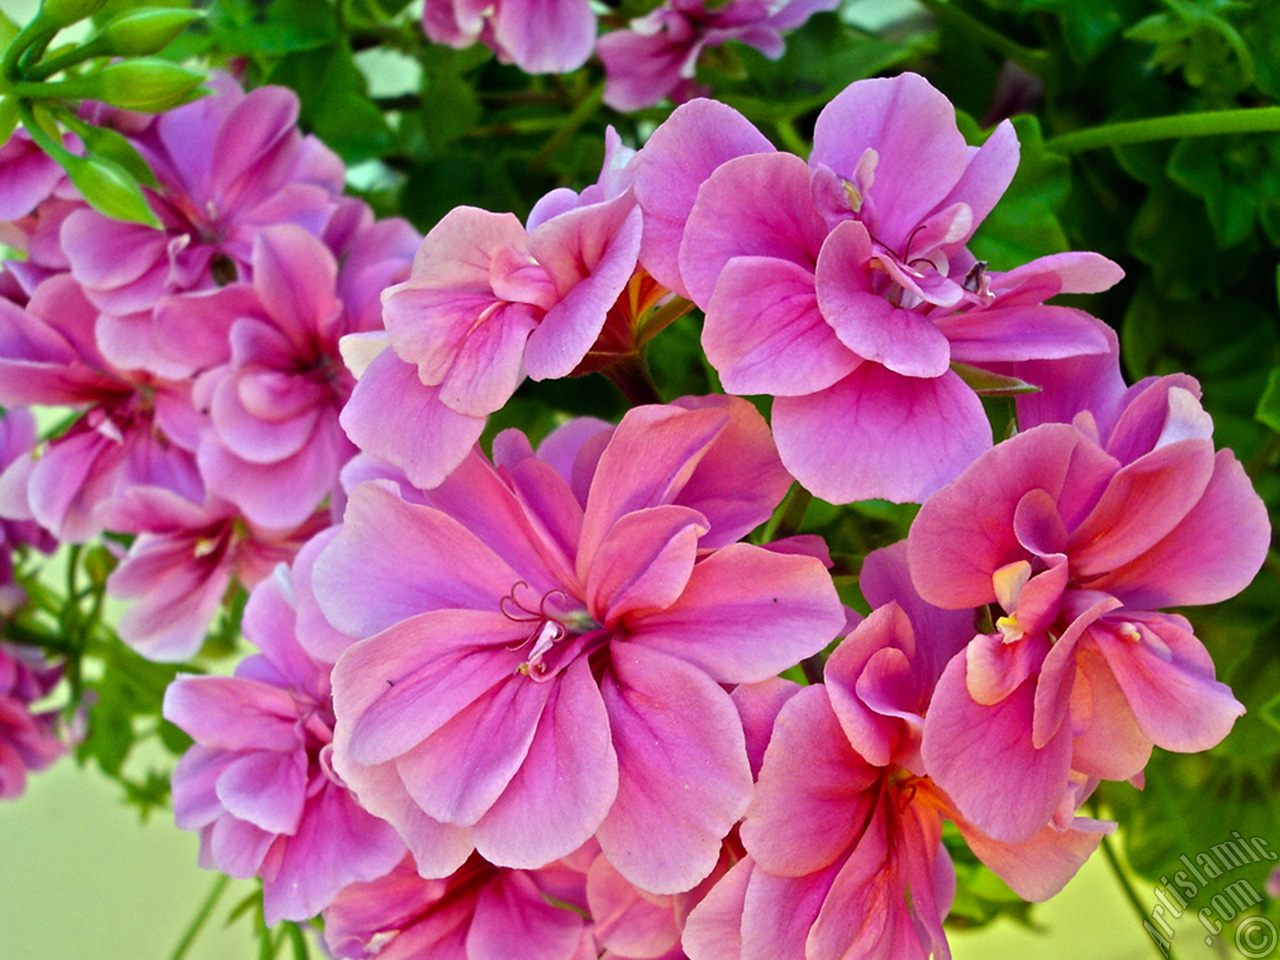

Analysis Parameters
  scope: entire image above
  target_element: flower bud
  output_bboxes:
[98,8,204,57]
[36,0,108,30]
[81,59,205,112]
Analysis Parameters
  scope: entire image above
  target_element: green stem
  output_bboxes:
[26,38,108,81]
[917,0,1049,74]
[15,97,71,161]
[759,483,813,543]
[531,82,604,172]
[169,875,230,960]
[2,22,55,82]
[636,295,694,348]
[600,352,664,407]
[773,117,809,158]
[1046,106,1280,153]
[1098,832,1175,960]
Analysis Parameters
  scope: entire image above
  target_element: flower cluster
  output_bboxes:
[2,66,1270,958]
[0,74,419,661]
[421,0,834,109]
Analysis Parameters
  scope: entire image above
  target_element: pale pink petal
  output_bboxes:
[742,684,879,877]
[633,543,843,684]
[315,482,521,637]
[633,99,774,298]
[816,220,951,378]
[811,73,970,250]
[215,748,307,835]
[703,256,860,397]
[679,152,827,308]
[586,506,706,623]
[489,0,596,73]
[395,674,553,826]
[332,610,528,766]
[472,658,618,868]
[773,365,991,505]
[955,812,1111,902]
[597,644,753,894]
[1089,450,1271,608]
[921,653,1072,843]
[338,348,487,491]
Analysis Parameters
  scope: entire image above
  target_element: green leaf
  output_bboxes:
[971,114,1071,268]
[717,14,917,123]
[1023,0,1151,63]
[1257,365,1280,432]
[419,48,482,155]
[1167,133,1280,248]
[1236,0,1280,99]
[208,0,337,56]
[268,40,395,163]
[951,362,1042,397]
[1126,0,1254,96]
[1127,180,1249,299]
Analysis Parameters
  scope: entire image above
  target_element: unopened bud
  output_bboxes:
[83,59,206,112]
[36,0,108,30]
[60,152,160,227]
[99,8,204,57]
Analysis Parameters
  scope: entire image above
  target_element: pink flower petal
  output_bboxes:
[703,256,860,397]
[773,365,991,505]
[597,644,752,894]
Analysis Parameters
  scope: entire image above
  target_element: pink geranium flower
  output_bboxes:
[59,73,345,375]
[325,841,717,960]
[316,397,844,894]
[599,0,838,112]
[0,275,203,542]
[422,0,597,74]
[0,409,55,616]
[633,72,1121,503]
[166,221,414,528]
[909,376,1269,842]
[0,642,65,800]
[684,544,1109,960]
[342,137,643,489]
[104,488,324,662]
[164,542,405,923]
[324,848,597,960]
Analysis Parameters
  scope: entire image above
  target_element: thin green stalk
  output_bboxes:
[1046,106,1280,153]
[773,117,808,158]
[169,875,230,960]
[917,0,1048,75]
[531,82,604,172]
[1098,832,1175,960]
[601,352,664,407]
[759,484,813,543]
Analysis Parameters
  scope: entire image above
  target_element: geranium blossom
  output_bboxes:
[684,545,1110,960]
[0,409,55,615]
[633,72,1121,503]
[422,0,596,74]
[599,0,838,112]
[0,642,65,800]
[0,275,203,542]
[164,543,405,923]
[168,222,414,528]
[104,487,324,662]
[342,136,643,489]
[316,397,844,893]
[909,376,1269,842]
[59,73,345,375]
